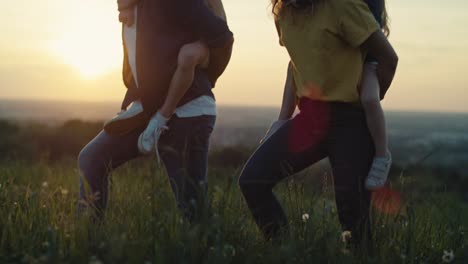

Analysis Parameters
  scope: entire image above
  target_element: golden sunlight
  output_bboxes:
[49,1,122,79]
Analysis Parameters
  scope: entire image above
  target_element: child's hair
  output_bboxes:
[271,0,322,19]
[272,0,390,36]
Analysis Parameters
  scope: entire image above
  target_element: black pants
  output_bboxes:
[78,115,216,220]
[239,99,374,240]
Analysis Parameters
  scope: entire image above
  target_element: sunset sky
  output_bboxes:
[1,0,467,112]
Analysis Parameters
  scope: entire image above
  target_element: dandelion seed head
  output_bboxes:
[42,182,48,188]
[61,189,69,195]
[302,213,310,222]
[89,255,103,264]
[442,249,455,263]
[223,244,236,257]
[341,231,352,243]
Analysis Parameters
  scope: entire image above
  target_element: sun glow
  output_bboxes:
[49,1,123,79]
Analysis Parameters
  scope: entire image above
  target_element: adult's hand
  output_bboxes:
[119,8,135,26]
[260,120,288,144]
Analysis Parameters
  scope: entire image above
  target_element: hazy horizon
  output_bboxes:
[1,97,468,115]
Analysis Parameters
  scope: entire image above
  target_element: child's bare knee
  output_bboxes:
[178,43,208,70]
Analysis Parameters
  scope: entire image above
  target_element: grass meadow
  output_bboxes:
[1,158,467,263]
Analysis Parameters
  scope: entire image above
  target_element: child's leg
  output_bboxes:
[360,62,388,157]
[159,41,210,117]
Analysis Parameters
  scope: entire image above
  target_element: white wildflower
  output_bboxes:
[302,213,310,223]
[89,255,103,264]
[442,249,455,263]
[223,244,236,257]
[42,181,48,188]
[98,242,106,249]
[61,188,69,196]
[341,230,352,243]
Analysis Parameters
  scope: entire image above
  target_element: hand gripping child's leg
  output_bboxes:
[138,41,210,162]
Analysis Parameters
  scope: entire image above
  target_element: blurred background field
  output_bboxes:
[0,99,467,263]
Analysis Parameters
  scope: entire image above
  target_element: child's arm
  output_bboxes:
[260,62,296,143]
[159,43,210,118]
[278,62,297,120]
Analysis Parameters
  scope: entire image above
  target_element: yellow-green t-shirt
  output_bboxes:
[277,0,380,103]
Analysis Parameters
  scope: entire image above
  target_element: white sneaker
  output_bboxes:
[137,112,169,163]
[365,151,392,190]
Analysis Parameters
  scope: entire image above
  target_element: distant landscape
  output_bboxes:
[2,99,468,167]
[1,99,467,262]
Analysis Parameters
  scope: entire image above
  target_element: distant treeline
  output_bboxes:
[0,119,252,168]
[0,119,102,161]
[0,119,467,201]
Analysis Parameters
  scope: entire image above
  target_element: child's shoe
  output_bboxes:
[365,151,392,190]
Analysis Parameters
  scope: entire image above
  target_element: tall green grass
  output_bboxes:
[0,160,466,263]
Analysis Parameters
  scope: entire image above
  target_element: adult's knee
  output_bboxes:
[238,162,256,190]
[77,145,102,180]
[77,147,92,177]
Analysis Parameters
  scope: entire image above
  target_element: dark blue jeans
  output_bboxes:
[239,99,374,241]
[78,115,216,220]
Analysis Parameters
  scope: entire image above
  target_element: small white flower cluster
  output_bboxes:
[341,231,352,244]
[442,249,455,263]
[223,244,236,257]
[302,213,310,223]
[60,187,69,196]
[89,256,103,264]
